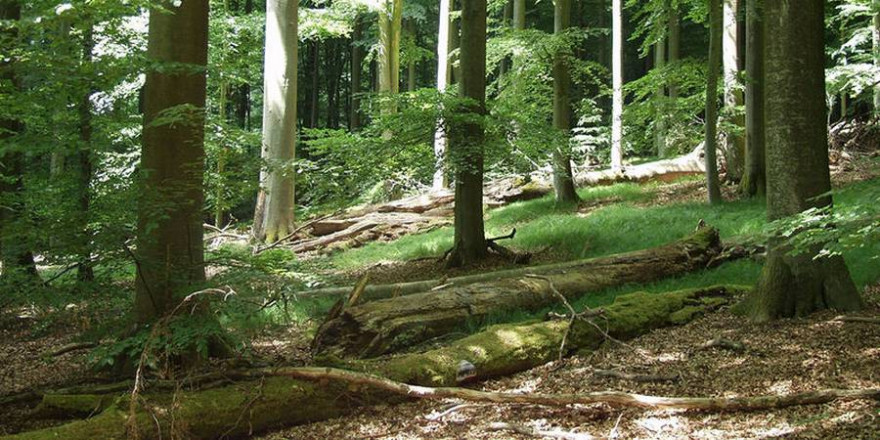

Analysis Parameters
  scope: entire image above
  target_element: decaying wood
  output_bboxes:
[696,337,746,353]
[3,287,740,440]
[312,228,723,359]
[289,220,379,253]
[47,341,99,358]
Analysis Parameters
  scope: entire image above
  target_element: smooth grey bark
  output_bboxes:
[610,0,624,170]
[351,17,363,130]
[432,0,452,191]
[654,33,667,156]
[552,0,580,204]
[446,0,488,267]
[377,0,402,114]
[253,0,299,244]
[742,0,765,197]
[513,0,525,29]
[745,0,863,321]
[721,0,745,183]
[135,0,210,323]
[705,0,723,204]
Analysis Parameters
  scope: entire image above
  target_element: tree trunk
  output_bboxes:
[743,0,863,321]
[610,0,624,170]
[741,0,765,197]
[351,17,363,130]
[76,24,95,282]
[722,0,745,183]
[2,286,740,440]
[654,36,667,156]
[135,0,210,323]
[432,0,452,191]
[513,0,526,29]
[450,2,462,84]
[378,0,402,113]
[552,0,580,204]
[314,227,722,358]
[704,0,723,205]
[253,0,298,244]
[873,1,880,116]
[445,0,488,268]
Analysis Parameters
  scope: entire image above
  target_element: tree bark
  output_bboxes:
[3,287,742,440]
[135,0,210,323]
[667,4,680,100]
[445,0,489,268]
[741,0,765,197]
[704,0,723,205]
[743,0,863,321]
[351,17,363,130]
[253,0,298,244]
[76,24,95,282]
[432,0,452,191]
[513,0,525,29]
[313,227,722,358]
[378,0,402,113]
[721,0,745,183]
[610,0,624,170]
[552,0,580,204]
[654,34,667,156]
[874,0,880,116]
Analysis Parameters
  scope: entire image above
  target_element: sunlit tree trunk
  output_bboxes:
[610,0,624,170]
[446,0,488,268]
[705,0,723,204]
[722,0,744,182]
[135,0,210,323]
[513,0,525,29]
[552,0,579,203]
[253,0,298,244]
[873,1,880,115]
[742,0,765,197]
[745,0,862,321]
[351,17,363,130]
[654,33,667,156]
[378,0,402,113]
[432,0,452,191]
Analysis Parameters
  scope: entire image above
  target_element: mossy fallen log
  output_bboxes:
[2,286,742,440]
[312,227,723,359]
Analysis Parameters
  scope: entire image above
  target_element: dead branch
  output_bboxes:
[253,211,339,254]
[696,338,746,353]
[834,315,880,325]
[47,341,99,358]
[265,366,880,412]
[488,422,599,440]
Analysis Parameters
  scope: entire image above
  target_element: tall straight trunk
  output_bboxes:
[654,37,667,156]
[873,1,880,116]
[76,24,95,282]
[705,0,723,205]
[667,4,680,100]
[446,0,488,268]
[450,2,462,84]
[350,17,363,130]
[309,42,319,127]
[552,0,580,203]
[406,21,416,92]
[254,0,298,244]
[610,0,624,170]
[722,0,744,182]
[513,0,525,29]
[499,1,512,77]
[745,0,862,321]
[327,40,341,129]
[432,0,452,191]
[378,0,402,113]
[136,0,210,323]
[742,0,765,197]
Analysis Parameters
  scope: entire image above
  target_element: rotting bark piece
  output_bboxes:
[312,228,723,359]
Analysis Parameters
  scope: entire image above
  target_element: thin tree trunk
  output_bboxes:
[406,21,416,92]
[654,36,667,156]
[351,17,363,130]
[446,0,488,268]
[873,1,880,116]
[744,0,863,321]
[253,0,298,244]
[432,0,452,191]
[450,2,462,84]
[742,0,765,197]
[378,0,402,113]
[722,0,744,183]
[309,42,319,127]
[610,0,624,170]
[704,0,723,205]
[76,24,95,282]
[136,0,210,323]
[552,0,580,203]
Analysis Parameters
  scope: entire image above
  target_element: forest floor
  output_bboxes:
[1,151,880,438]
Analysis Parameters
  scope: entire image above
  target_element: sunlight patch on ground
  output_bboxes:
[768,380,794,395]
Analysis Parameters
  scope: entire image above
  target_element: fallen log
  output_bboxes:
[2,286,740,440]
[312,227,723,359]
[289,220,379,253]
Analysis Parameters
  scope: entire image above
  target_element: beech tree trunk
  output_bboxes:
[742,0,765,197]
[513,0,525,29]
[4,286,741,440]
[610,0,624,170]
[704,0,723,205]
[76,24,95,282]
[135,0,210,323]
[445,0,489,268]
[874,0,880,116]
[551,0,580,204]
[722,0,745,183]
[313,228,722,358]
[654,35,667,156]
[351,17,363,130]
[744,0,863,321]
[432,0,452,191]
[253,0,298,244]
[378,0,402,114]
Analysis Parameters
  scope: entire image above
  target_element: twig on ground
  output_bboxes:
[425,403,475,421]
[488,422,599,440]
[833,315,880,325]
[47,341,99,358]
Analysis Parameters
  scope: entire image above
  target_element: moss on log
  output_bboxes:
[313,227,723,358]
[2,285,742,440]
